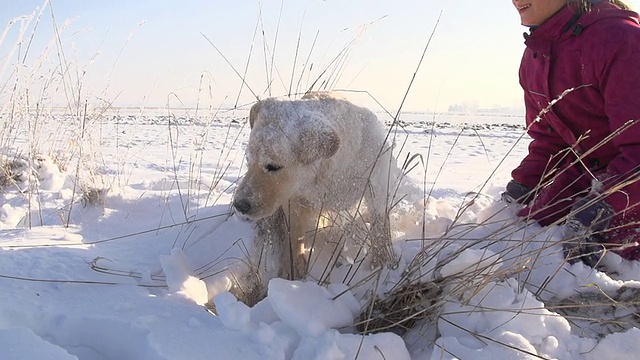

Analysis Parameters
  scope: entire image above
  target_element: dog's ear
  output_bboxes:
[297,120,340,164]
[249,101,262,129]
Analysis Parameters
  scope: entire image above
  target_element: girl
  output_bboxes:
[505,0,640,265]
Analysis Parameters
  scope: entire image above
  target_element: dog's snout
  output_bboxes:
[233,198,252,214]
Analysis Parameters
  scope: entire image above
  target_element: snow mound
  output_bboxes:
[160,249,209,305]
[213,279,411,360]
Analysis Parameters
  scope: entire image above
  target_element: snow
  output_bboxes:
[585,328,640,360]
[1,109,640,360]
[267,280,360,337]
[159,249,209,306]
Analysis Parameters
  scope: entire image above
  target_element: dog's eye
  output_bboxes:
[265,164,282,172]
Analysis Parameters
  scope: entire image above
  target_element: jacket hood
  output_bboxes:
[525,2,640,43]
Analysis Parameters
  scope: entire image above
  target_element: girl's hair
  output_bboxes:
[569,0,632,12]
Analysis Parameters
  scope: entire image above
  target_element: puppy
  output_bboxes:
[233,92,399,281]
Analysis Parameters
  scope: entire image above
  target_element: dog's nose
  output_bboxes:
[233,199,252,214]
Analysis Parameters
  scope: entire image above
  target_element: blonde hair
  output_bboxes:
[569,0,632,11]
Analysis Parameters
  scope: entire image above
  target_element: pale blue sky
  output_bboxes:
[2,1,639,112]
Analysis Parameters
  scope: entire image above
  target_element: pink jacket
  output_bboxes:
[512,2,640,236]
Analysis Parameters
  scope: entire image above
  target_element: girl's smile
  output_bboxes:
[513,0,566,26]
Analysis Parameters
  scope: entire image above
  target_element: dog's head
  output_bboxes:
[233,98,340,219]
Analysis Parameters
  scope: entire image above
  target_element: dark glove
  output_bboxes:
[501,180,534,204]
[570,195,614,233]
[563,196,614,267]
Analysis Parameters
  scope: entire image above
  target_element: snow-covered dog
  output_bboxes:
[233,92,399,281]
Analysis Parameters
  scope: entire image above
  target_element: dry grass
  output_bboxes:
[0,1,120,227]
[547,286,640,338]
[3,2,640,359]
[0,156,31,189]
[356,280,444,335]
[347,90,640,349]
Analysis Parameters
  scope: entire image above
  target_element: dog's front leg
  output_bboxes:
[369,212,398,269]
[366,169,399,269]
[278,201,314,280]
[234,208,289,306]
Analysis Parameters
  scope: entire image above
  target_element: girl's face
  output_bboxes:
[512,0,567,26]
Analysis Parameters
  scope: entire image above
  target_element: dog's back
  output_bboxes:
[297,92,395,211]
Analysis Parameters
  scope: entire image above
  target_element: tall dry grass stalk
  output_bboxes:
[3,2,639,358]
[0,1,148,227]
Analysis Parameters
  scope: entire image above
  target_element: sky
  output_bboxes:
[2,0,640,112]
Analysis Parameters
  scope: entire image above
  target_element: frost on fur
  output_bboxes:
[233,92,401,298]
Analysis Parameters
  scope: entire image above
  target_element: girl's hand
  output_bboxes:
[563,196,614,267]
[501,180,534,204]
[570,195,613,233]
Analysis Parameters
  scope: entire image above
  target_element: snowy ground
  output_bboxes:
[1,108,640,360]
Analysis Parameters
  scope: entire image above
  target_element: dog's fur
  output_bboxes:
[233,92,399,283]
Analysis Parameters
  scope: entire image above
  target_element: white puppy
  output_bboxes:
[233,92,399,281]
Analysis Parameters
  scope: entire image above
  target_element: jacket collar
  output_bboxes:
[526,5,576,42]
[524,2,640,44]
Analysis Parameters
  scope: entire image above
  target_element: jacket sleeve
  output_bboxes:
[597,23,640,212]
[511,115,567,190]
